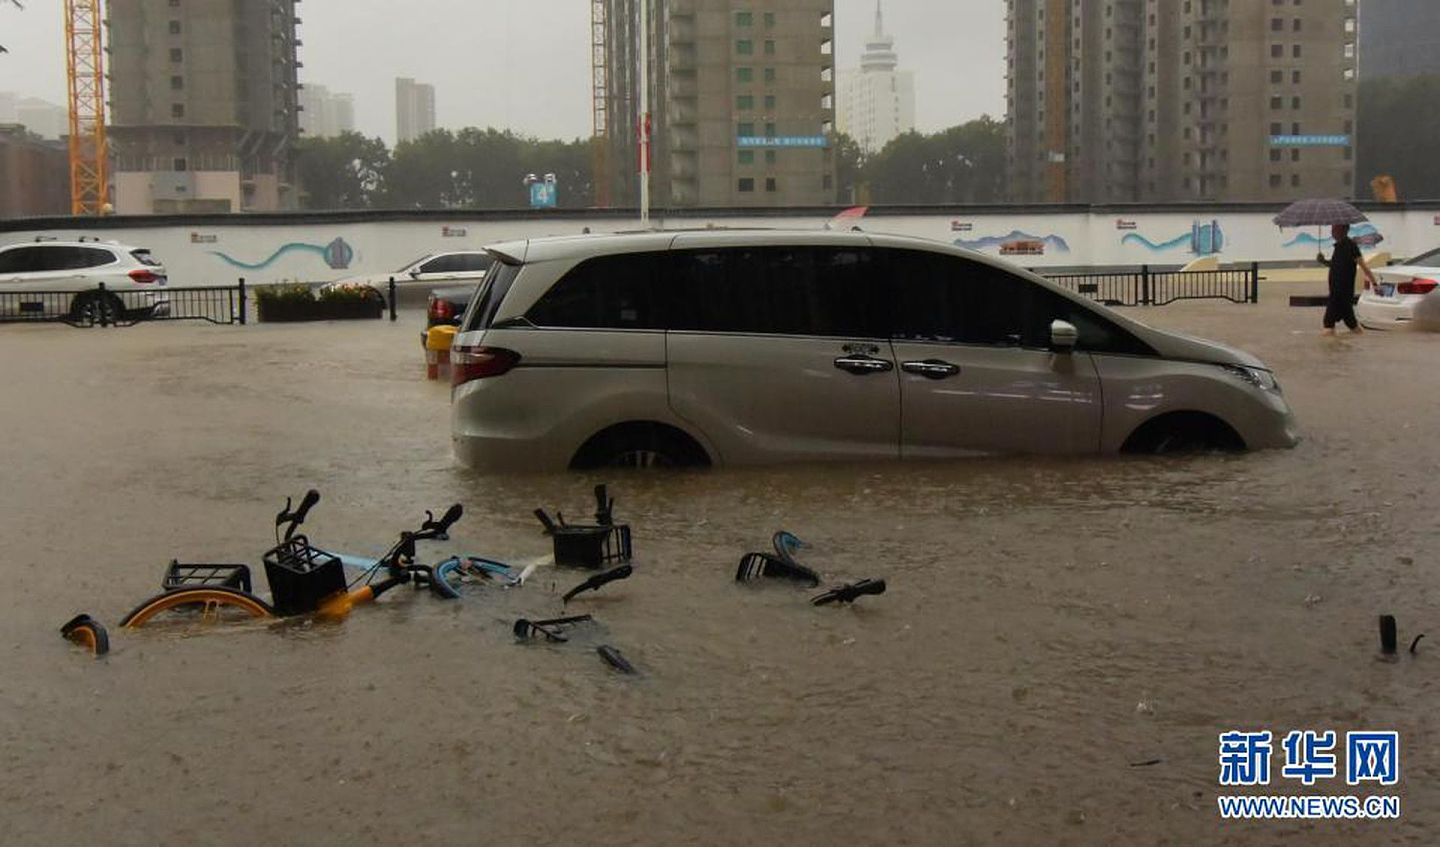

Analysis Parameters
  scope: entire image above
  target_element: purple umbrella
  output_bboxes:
[1272,198,1368,227]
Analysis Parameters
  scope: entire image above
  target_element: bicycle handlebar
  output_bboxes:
[420,503,463,539]
[276,489,322,541]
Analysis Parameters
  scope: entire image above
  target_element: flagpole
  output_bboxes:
[638,0,651,227]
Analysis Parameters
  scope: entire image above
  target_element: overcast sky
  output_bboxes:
[0,1,1005,144]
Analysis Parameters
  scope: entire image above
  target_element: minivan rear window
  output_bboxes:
[460,260,520,332]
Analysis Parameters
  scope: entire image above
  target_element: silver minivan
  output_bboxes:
[450,230,1297,470]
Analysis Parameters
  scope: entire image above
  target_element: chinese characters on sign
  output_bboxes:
[1217,729,1400,820]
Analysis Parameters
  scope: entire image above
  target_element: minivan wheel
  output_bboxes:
[571,422,710,470]
[1122,412,1245,455]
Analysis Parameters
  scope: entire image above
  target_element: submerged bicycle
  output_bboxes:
[118,490,475,628]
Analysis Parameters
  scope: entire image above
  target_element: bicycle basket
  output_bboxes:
[551,523,632,569]
[262,535,345,616]
[163,561,254,593]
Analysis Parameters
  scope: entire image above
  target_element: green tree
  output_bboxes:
[294,132,390,210]
[383,128,595,209]
[1357,74,1440,200]
[864,117,1006,204]
[831,132,864,205]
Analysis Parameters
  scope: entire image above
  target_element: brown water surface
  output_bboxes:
[1,295,1436,845]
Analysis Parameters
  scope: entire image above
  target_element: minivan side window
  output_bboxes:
[883,248,1153,354]
[884,249,1028,345]
[460,260,521,332]
[0,247,42,273]
[669,246,880,337]
[525,252,665,329]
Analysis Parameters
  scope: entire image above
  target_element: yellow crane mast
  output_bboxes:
[64,0,109,215]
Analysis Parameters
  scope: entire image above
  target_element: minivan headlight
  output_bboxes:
[1221,364,1281,394]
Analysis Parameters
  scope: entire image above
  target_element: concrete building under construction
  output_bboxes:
[595,0,836,208]
[107,0,300,214]
[1006,0,1358,203]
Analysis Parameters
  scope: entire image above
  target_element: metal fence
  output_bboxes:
[1041,263,1259,307]
[0,281,247,327]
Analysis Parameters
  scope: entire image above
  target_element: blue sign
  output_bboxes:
[529,182,557,209]
[737,135,829,148]
[1269,134,1350,147]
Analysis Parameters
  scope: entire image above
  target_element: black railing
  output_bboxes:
[1041,263,1259,306]
[0,281,247,327]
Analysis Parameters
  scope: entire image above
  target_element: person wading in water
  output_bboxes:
[1316,223,1377,336]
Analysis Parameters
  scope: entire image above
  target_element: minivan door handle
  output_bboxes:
[901,359,961,379]
[834,355,894,375]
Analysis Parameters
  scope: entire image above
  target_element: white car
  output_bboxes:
[449,230,1298,471]
[1358,246,1440,331]
[0,238,169,323]
[326,251,491,307]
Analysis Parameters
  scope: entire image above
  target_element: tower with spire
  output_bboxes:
[838,1,916,155]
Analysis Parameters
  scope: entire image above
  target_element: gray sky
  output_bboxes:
[1,1,1005,144]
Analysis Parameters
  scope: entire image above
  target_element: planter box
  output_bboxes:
[257,298,383,322]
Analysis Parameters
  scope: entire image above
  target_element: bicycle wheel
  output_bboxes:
[426,561,463,600]
[60,614,110,656]
[120,586,276,628]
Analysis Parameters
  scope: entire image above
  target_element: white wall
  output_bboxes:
[3,207,1437,286]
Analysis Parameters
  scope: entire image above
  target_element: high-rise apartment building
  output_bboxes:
[1006,0,1358,203]
[299,84,356,139]
[1359,0,1440,80]
[837,2,916,155]
[108,0,300,214]
[395,78,436,143]
[598,0,836,208]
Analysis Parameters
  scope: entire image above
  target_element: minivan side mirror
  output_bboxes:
[1050,319,1079,353]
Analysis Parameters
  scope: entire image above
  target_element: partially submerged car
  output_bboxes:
[1358,245,1440,331]
[449,229,1299,471]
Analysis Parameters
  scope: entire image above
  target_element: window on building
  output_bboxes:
[765,177,777,192]
[1270,17,1283,31]
[1269,174,1282,187]
[737,122,755,137]
[169,48,183,62]
[1270,96,1283,110]
[1293,18,1302,31]
[1291,173,1301,188]
[738,150,754,165]
[1291,149,1300,162]
[736,67,753,83]
[738,177,755,192]
[736,39,753,55]
[763,67,776,83]
[764,11,775,27]
[173,157,187,171]
[737,95,754,110]
[765,150,776,164]
[170,75,184,90]
[171,103,185,118]
[1271,70,1283,83]
[1292,70,1302,84]
[1270,44,1283,58]
[764,122,776,137]
[763,40,775,55]
[764,94,775,110]
[1292,96,1301,109]
[1293,44,1303,58]
[735,11,752,26]
[1270,149,1282,162]
[168,20,181,34]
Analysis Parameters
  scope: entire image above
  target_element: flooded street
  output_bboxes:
[2,289,1437,845]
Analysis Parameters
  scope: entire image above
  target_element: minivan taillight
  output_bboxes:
[451,345,521,386]
[128,269,161,284]
[1397,278,1438,296]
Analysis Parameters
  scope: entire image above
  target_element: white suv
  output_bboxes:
[0,239,169,323]
[450,230,1298,470]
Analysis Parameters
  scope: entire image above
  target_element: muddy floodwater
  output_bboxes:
[1,288,1437,846]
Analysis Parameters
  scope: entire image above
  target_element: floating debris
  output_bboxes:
[811,578,886,606]
[60,613,109,657]
[562,564,634,604]
[597,644,637,674]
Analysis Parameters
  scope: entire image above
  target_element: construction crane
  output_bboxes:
[590,0,611,207]
[64,0,109,215]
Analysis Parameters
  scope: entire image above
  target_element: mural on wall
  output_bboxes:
[953,230,1071,255]
[1280,222,1385,249]
[211,237,355,271]
[1121,220,1226,256]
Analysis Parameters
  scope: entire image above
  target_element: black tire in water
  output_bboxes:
[571,422,710,470]
[1121,412,1245,455]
